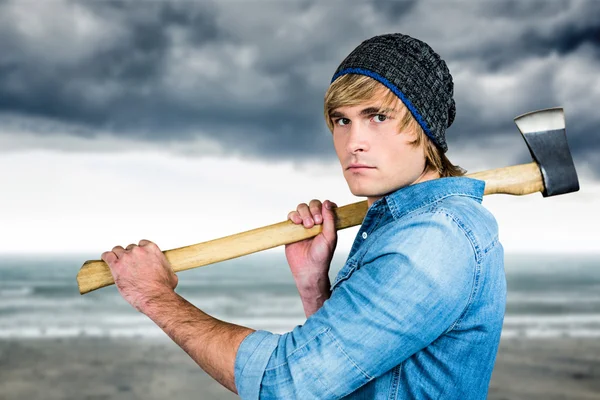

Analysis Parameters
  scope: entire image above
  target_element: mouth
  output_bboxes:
[346,164,375,171]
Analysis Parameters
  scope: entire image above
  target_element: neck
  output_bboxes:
[367,168,441,207]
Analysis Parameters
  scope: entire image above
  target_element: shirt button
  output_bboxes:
[362,232,368,239]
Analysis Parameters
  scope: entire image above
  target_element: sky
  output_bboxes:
[0,0,599,256]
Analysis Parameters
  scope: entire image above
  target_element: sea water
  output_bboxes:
[0,251,599,340]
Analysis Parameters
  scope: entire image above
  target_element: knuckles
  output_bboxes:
[309,199,322,208]
[289,199,329,223]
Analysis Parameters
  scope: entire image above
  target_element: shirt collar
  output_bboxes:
[371,177,485,220]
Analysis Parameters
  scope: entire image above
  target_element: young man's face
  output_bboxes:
[330,89,438,206]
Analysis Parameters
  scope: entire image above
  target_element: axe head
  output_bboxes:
[514,107,580,197]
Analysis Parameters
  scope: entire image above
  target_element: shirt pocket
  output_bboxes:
[331,259,360,292]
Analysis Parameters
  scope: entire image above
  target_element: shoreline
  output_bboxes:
[1,337,599,399]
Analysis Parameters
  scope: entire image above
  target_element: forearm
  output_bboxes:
[141,290,255,394]
[297,274,332,318]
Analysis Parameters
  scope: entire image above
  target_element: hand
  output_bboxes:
[101,240,179,313]
[285,199,338,292]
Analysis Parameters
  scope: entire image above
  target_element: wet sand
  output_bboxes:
[1,337,599,399]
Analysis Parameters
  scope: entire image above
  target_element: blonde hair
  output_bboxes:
[324,74,466,177]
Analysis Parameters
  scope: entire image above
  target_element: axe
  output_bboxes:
[77,107,579,295]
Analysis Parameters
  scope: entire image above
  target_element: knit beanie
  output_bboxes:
[331,33,455,153]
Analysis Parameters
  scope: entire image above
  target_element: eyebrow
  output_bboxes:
[329,107,397,119]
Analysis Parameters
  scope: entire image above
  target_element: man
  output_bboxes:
[102,33,506,399]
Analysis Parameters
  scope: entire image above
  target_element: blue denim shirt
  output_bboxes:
[235,177,506,399]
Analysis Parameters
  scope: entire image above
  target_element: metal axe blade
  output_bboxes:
[514,107,580,197]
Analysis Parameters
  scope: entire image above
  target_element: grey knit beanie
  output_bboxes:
[331,33,455,153]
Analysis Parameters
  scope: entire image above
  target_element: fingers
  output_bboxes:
[324,200,338,210]
[288,200,320,228]
[139,240,164,258]
[115,243,141,254]
[288,203,310,226]
[102,240,159,265]
[309,199,323,224]
[112,245,125,258]
[101,251,117,265]
[321,200,338,240]
[288,199,337,230]
[288,206,306,225]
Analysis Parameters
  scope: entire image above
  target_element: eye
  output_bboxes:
[334,118,350,126]
[373,114,388,123]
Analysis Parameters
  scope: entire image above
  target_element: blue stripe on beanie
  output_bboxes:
[331,67,438,146]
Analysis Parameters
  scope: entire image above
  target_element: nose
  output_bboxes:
[346,123,369,154]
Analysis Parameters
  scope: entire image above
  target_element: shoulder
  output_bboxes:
[366,194,498,265]
[357,207,477,308]
[432,195,500,258]
[362,206,475,275]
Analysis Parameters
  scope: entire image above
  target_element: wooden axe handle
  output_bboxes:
[77,162,543,294]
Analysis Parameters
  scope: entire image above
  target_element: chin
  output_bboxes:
[348,181,407,199]
[348,185,381,198]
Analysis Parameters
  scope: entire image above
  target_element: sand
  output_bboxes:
[489,338,600,400]
[1,337,599,399]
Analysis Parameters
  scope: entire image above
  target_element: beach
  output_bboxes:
[1,252,599,399]
[0,337,239,400]
[1,337,599,400]
[489,338,600,400]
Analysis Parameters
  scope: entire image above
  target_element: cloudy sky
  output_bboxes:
[1,0,599,257]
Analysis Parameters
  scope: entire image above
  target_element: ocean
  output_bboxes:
[0,251,599,340]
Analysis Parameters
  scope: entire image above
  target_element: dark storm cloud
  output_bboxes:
[525,22,600,56]
[451,1,600,70]
[0,0,598,177]
[370,0,418,22]
[481,0,564,17]
[0,0,347,158]
[0,1,231,133]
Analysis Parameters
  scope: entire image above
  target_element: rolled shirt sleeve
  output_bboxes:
[234,330,280,399]
[235,211,478,399]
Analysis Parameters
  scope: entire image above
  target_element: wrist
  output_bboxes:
[297,274,331,296]
[139,287,179,318]
[297,276,331,318]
